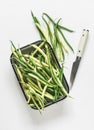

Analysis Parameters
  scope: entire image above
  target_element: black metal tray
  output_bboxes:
[10,40,69,109]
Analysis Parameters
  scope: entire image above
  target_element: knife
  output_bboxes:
[70,29,89,88]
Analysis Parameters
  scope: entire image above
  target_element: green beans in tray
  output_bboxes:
[10,40,69,112]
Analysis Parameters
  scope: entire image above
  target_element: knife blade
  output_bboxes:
[70,29,89,88]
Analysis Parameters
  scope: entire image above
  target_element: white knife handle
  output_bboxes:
[77,29,89,57]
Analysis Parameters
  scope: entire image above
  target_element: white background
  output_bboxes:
[0,0,94,130]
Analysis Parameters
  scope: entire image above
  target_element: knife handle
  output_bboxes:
[77,29,89,57]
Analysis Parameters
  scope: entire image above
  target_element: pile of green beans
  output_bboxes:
[11,41,69,112]
[31,12,74,62]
